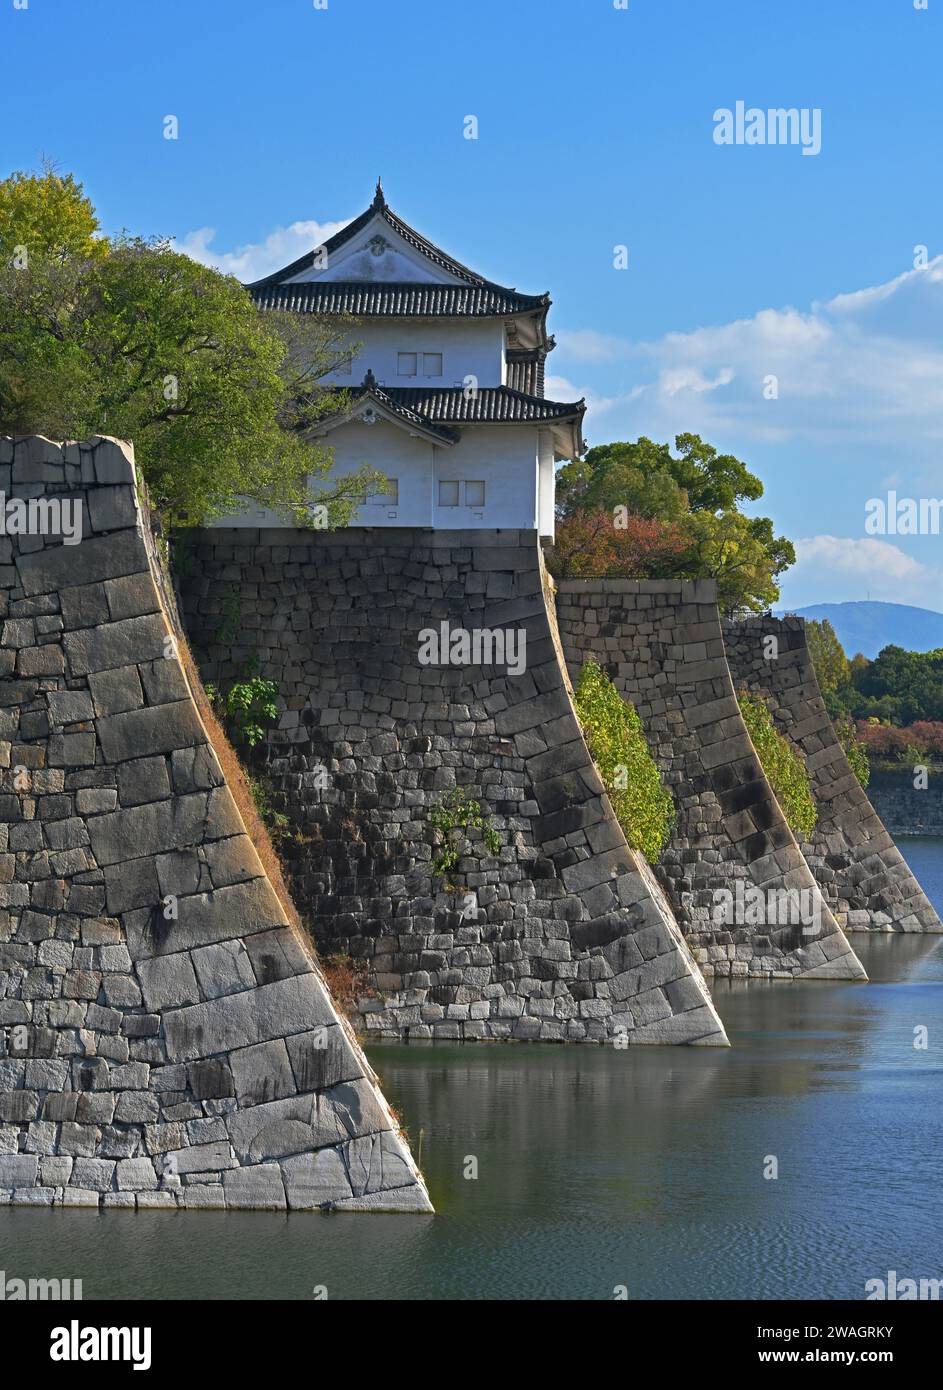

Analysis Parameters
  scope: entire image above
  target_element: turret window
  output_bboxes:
[438,480,486,508]
[397,351,443,377]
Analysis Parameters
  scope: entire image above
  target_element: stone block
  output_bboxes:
[230,1039,296,1106]
[87,664,144,716]
[222,1163,286,1210]
[281,1147,352,1210]
[117,755,172,808]
[63,613,167,678]
[163,974,335,1062]
[96,701,204,763]
[136,951,201,1012]
[191,940,256,999]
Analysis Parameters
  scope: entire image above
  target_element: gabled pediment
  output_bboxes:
[248,181,533,294]
[287,212,463,286]
[305,372,459,446]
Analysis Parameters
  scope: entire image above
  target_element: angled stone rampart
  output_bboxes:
[179,528,728,1045]
[554,579,867,983]
[722,615,941,933]
[0,435,432,1211]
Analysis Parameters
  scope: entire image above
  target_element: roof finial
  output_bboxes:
[373,176,385,207]
[363,367,377,389]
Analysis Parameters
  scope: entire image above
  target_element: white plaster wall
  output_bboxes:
[538,428,556,541]
[432,425,538,529]
[323,319,506,390]
[209,421,544,531]
[327,419,436,526]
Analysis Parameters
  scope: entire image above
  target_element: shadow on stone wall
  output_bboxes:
[178,527,728,1046]
[554,579,867,982]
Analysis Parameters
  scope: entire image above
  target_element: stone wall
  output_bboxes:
[178,528,728,1046]
[0,435,432,1211]
[867,769,943,839]
[554,579,867,981]
[722,616,942,932]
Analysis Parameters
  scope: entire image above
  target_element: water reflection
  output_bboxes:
[1,931,941,1300]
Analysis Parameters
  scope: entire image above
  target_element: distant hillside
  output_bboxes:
[781,601,943,659]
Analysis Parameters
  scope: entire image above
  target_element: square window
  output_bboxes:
[368,478,397,504]
[438,480,460,507]
[422,352,443,377]
[397,352,417,376]
[464,480,485,507]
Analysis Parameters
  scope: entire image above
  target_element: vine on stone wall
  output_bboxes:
[428,787,501,880]
[834,713,871,788]
[737,689,818,839]
[573,660,675,865]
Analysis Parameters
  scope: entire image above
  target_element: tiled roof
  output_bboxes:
[376,385,584,425]
[358,379,461,444]
[251,281,548,318]
[312,373,585,454]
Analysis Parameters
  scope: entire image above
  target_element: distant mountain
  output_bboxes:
[779,601,943,659]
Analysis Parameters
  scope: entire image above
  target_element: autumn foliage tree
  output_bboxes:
[554,434,795,612]
[544,509,689,580]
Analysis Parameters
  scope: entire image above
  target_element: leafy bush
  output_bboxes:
[428,787,500,879]
[738,690,817,839]
[573,660,674,863]
[206,675,279,748]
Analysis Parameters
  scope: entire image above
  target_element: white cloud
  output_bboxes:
[174,217,351,282]
[545,373,622,415]
[558,257,943,449]
[554,328,633,362]
[784,535,943,608]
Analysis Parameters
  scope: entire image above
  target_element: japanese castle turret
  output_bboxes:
[222,182,584,540]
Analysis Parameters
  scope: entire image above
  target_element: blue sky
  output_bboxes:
[4,0,942,610]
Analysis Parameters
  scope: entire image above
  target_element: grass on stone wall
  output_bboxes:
[738,689,818,840]
[174,630,300,929]
[835,712,871,789]
[573,660,675,864]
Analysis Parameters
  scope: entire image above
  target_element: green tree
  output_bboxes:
[834,713,870,788]
[556,434,765,520]
[806,618,850,696]
[852,645,943,725]
[0,167,380,527]
[556,439,688,519]
[0,165,106,261]
[683,510,795,614]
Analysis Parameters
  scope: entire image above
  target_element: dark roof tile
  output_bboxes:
[251,281,547,318]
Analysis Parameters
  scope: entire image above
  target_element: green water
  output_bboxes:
[2,841,942,1300]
